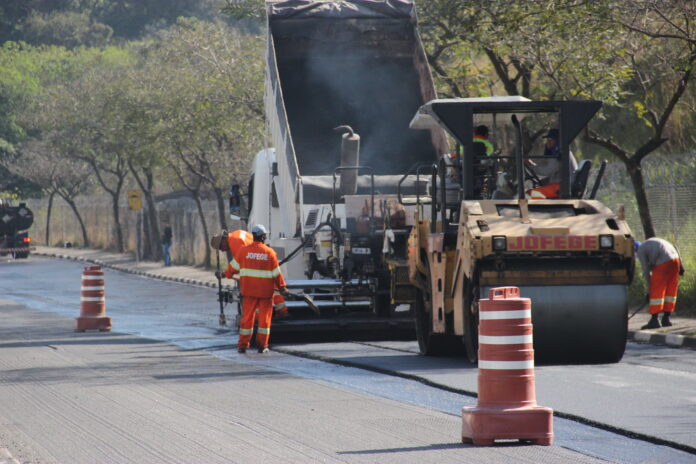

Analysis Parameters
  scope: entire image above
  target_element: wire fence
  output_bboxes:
[597,183,696,246]
[592,154,696,311]
[593,153,696,248]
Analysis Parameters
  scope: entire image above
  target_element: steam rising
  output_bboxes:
[274,20,437,176]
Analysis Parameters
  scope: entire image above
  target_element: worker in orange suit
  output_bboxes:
[635,238,685,329]
[224,229,254,277]
[226,224,288,353]
[210,229,254,277]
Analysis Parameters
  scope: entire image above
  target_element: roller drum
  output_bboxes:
[482,284,627,364]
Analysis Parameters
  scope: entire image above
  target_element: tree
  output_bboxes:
[152,19,265,232]
[583,0,696,238]
[138,19,263,256]
[19,10,112,47]
[4,139,92,247]
[167,155,212,266]
[22,46,134,252]
[417,0,695,238]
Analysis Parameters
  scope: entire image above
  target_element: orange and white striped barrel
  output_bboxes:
[75,266,112,332]
[462,286,553,446]
[477,286,536,408]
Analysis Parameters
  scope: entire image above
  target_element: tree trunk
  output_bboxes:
[143,172,161,261]
[626,159,655,239]
[213,186,228,231]
[61,196,89,248]
[128,162,162,261]
[111,190,125,253]
[142,205,153,259]
[45,192,54,246]
[192,191,212,267]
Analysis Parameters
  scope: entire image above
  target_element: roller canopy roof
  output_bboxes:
[410,97,602,147]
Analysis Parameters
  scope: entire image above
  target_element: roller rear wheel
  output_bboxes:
[412,263,463,356]
[462,278,480,363]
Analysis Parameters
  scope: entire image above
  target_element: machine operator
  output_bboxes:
[526,128,578,199]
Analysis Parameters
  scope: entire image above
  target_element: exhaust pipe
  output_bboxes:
[334,125,360,196]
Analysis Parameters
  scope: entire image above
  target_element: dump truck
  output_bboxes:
[230,0,448,337]
[0,200,34,258]
[406,97,635,363]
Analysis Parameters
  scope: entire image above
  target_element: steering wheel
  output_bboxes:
[524,163,543,187]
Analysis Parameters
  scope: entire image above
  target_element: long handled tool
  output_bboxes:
[215,248,227,326]
[284,290,321,315]
[628,301,649,320]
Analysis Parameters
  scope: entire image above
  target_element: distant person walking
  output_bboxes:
[635,238,685,329]
[161,223,173,266]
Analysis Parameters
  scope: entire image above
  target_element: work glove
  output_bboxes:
[679,261,685,276]
[644,293,650,304]
[280,287,290,297]
[215,270,224,279]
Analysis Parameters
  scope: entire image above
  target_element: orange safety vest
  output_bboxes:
[224,230,253,278]
[229,241,286,298]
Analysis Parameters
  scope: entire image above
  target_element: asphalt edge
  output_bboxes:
[34,250,696,351]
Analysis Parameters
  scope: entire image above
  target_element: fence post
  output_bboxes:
[669,175,678,242]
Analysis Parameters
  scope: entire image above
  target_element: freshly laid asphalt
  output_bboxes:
[33,245,696,352]
[0,248,694,462]
[0,254,616,464]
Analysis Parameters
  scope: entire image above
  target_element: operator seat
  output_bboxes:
[571,159,592,198]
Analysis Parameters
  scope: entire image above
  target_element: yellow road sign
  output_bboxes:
[128,190,142,211]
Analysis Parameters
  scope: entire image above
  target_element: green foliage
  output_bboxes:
[19,10,113,47]
[0,41,92,193]
[1,0,221,45]
[221,0,264,22]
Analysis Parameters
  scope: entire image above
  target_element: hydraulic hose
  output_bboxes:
[278,221,344,266]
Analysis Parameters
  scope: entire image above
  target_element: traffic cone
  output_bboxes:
[462,287,553,446]
[75,266,112,332]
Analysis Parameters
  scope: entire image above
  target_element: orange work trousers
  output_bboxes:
[649,259,680,315]
[238,296,273,349]
[527,182,560,199]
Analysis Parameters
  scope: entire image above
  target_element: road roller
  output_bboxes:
[405,97,635,364]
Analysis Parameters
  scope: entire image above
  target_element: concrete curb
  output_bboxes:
[34,249,696,351]
[628,329,696,351]
[33,251,220,290]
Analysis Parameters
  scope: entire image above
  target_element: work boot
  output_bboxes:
[661,313,673,327]
[641,314,660,330]
[237,347,246,354]
[258,347,269,354]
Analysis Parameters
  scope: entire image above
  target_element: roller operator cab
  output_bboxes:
[406,97,635,364]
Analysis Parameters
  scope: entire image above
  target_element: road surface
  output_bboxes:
[0,256,694,463]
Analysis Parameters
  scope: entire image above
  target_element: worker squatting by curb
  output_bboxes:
[32,250,696,352]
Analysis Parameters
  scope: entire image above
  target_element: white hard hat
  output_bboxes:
[251,224,268,237]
